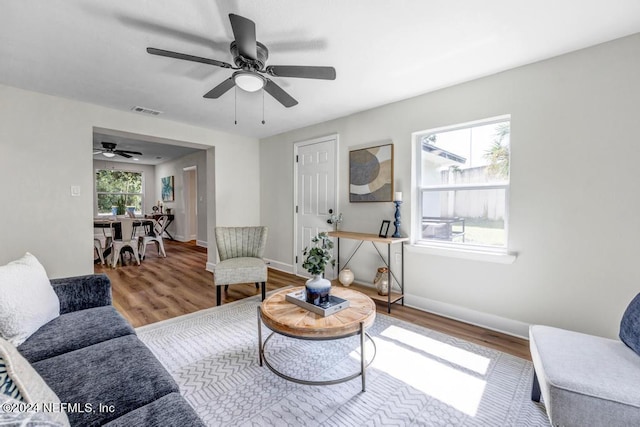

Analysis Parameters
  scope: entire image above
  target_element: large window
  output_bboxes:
[95,169,144,215]
[415,116,510,251]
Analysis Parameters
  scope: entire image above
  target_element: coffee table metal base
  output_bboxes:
[257,306,376,392]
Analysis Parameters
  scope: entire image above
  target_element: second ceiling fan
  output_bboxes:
[147,13,336,108]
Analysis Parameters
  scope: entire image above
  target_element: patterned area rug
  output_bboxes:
[137,294,549,426]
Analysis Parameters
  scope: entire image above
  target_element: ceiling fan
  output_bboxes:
[146,13,336,108]
[93,142,142,159]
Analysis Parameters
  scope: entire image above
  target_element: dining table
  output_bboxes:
[93,217,154,239]
[93,217,155,263]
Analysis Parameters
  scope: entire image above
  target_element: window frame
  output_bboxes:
[94,168,145,217]
[413,115,511,255]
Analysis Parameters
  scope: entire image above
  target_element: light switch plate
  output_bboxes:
[70,185,81,197]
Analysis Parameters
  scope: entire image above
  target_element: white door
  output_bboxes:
[294,135,337,278]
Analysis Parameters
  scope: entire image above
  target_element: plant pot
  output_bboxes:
[305,275,331,306]
[338,268,354,286]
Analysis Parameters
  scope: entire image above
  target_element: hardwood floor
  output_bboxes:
[95,239,531,360]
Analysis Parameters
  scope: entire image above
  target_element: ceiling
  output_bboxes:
[2,1,640,141]
[92,132,203,166]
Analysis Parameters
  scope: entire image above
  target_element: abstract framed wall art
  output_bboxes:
[349,143,394,202]
[161,176,174,202]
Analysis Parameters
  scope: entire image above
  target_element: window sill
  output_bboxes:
[406,243,517,264]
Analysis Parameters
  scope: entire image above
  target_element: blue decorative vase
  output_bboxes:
[305,275,331,306]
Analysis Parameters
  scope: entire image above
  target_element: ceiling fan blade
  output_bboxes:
[93,150,103,155]
[147,47,232,69]
[264,79,298,108]
[116,150,143,156]
[229,14,257,60]
[203,77,235,98]
[115,152,133,159]
[266,65,336,80]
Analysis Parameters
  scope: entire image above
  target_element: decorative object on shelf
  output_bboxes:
[326,209,343,231]
[338,268,354,286]
[302,232,335,305]
[374,267,389,296]
[161,176,174,202]
[392,191,403,238]
[373,267,385,286]
[349,143,394,202]
[378,220,390,238]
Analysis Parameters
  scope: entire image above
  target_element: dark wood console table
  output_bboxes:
[328,231,409,313]
[144,214,176,240]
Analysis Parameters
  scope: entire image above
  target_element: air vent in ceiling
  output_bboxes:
[131,106,163,116]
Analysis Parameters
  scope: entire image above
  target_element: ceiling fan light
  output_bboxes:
[234,72,264,92]
[102,152,116,158]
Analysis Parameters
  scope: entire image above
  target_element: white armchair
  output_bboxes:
[530,294,640,426]
[213,226,268,306]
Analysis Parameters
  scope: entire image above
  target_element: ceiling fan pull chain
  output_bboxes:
[262,89,265,125]
[234,86,237,125]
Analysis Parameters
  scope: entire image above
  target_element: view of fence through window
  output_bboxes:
[95,170,143,215]
[417,117,510,249]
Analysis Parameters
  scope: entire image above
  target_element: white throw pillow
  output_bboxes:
[0,253,60,346]
[0,337,69,426]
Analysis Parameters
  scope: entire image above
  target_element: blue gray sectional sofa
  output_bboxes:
[16,274,204,426]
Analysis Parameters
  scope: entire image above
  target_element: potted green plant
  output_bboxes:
[302,232,335,305]
[115,197,126,216]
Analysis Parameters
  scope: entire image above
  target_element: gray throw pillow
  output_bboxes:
[620,293,640,355]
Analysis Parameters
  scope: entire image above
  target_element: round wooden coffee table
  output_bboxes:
[258,286,376,391]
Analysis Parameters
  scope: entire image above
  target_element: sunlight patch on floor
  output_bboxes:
[350,326,489,416]
[380,325,490,374]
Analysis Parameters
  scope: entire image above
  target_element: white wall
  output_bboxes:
[155,150,207,243]
[260,33,640,339]
[0,84,260,278]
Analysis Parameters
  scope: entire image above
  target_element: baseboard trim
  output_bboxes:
[265,259,293,274]
[404,293,530,340]
[205,261,215,272]
[196,240,207,248]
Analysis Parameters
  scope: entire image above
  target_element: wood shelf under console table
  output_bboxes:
[328,231,409,313]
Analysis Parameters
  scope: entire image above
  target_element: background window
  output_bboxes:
[416,117,510,250]
[95,170,144,215]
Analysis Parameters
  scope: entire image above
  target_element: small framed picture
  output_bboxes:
[378,220,391,238]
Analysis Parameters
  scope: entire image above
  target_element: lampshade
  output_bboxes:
[234,71,265,92]
[102,152,115,158]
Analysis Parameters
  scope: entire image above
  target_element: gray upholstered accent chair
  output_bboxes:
[530,295,640,426]
[213,226,268,306]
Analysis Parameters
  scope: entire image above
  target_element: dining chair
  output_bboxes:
[93,238,105,265]
[139,215,169,259]
[213,226,268,306]
[108,218,141,268]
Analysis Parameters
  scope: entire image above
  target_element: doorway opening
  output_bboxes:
[92,126,215,265]
[183,166,198,243]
